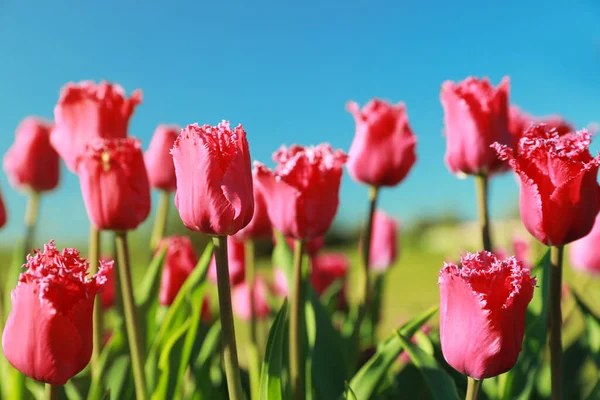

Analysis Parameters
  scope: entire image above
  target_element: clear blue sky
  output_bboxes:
[0,0,599,244]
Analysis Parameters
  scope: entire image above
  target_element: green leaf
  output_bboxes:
[571,287,600,363]
[499,249,550,400]
[260,299,288,400]
[348,305,439,400]
[192,322,222,399]
[396,333,460,400]
[319,278,344,315]
[153,319,192,400]
[106,355,132,400]
[87,326,127,400]
[344,382,358,400]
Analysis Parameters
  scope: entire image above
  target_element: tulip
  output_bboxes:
[4,117,59,193]
[439,251,535,381]
[367,210,399,272]
[100,256,116,309]
[310,252,349,297]
[171,121,254,236]
[145,124,181,191]
[77,137,151,231]
[2,241,112,385]
[494,236,532,270]
[346,99,417,187]
[201,296,213,324]
[51,81,142,172]
[569,215,600,275]
[232,277,270,321]
[398,325,432,364]
[159,236,198,306]
[272,267,289,297]
[255,144,347,240]
[207,236,246,286]
[233,174,272,241]
[441,76,511,176]
[0,188,6,229]
[509,105,573,140]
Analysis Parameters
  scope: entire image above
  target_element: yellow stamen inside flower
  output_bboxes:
[101,151,111,172]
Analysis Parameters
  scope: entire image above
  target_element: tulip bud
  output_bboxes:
[509,105,574,140]
[310,252,349,297]
[233,173,272,241]
[100,255,116,309]
[208,236,246,286]
[438,251,535,379]
[77,137,151,231]
[232,277,270,321]
[255,144,347,240]
[172,121,254,236]
[52,81,142,172]
[4,117,59,192]
[159,236,198,306]
[144,124,181,191]
[2,241,112,385]
[569,215,600,275]
[367,210,399,272]
[346,99,417,187]
[494,125,600,246]
[441,77,511,176]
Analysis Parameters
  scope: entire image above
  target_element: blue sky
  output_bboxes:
[0,0,599,244]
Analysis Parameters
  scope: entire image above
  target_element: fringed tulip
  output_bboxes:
[4,117,59,192]
[494,236,532,270]
[346,99,417,187]
[569,215,600,275]
[208,236,245,286]
[441,77,511,176]
[310,253,349,296]
[509,105,573,140]
[233,173,272,241]
[144,124,181,192]
[368,210,399,272]
[438,251,536,379]
[255,144,347,240]
[159,236,198,306]
[52,81,142,172]
[78,138,151,231]
[172,121,254,236]
[2,241,112,385]
[232,277,270,321]
[494,125,600,246]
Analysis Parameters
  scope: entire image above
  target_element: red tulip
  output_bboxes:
[144,124,181,191]
[0,188,7,229]
[52,81,142,172]
[310,252,349,296]
[4,117,59,192]
[368,210,399,272]
[509,105,573,140]
[438,251,535,379]
[232,277,270,321]
[346,99,417,187]
[159,236,198,306]
[78,137,151,231]
[208,236,246,286]
[494,125,600,246]
[172,122,254,236]
[201,296,212,323]
[2,241,112,385]
[441,77,510,176]
[100,256,116,309]
[255,144,347,240]
[569,215,600,275]
[233,173,272,241]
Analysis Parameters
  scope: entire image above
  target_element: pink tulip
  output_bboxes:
[368,210,399,272]
[52,81,142,172]
[159,236,198,306]
[569,215,600,275]
[4,117,59,192]
[208,236,246,286]
[171,122,254,236]
[310,252,349,297]
[100,255,116,309]
[232,277,270,321]
[439,251,535,379]
[144,125,181,192]
[272,267,289,297]
[233,172,272,241]
[346,99,417,187]
[509,105,573,140]
[255,144,347,240]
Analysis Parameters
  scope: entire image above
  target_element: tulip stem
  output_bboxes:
[475,174,492,252]
[290,239,306,400]
[246,240,257,345]
[353,185,379,357]
[89,225,102,380]
[24,190,40,257]
[45,384,59,400]
[549,245,564,400]
[115,231,147,400]
[212,236,244,400]
[150,190,170,251]
[466,378,481,400]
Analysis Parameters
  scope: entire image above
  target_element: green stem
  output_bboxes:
[150,190,171,251]
[212,236,244,400]
[45,384,59,400]
[466,378,481,400]
[550,245,564,400]
[353,186,379,353]
[24,190,40,257]
[246,240,257,345]
[89,225,102,380]
[289,239,306,400]
[115,231,147,400]
[475,175,492,252]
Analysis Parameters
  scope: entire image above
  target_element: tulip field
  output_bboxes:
[1,77,600,400]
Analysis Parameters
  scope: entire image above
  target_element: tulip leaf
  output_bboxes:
[344,382,358,400]
[320,278,344,315]
[396,333,460,400]
[571,287,600,366]
[348,305,439,400]
[87,326,126,400]
[105,355,132,400]
[192,321,222,398]
[499,249,550,400]
[259,299,288,400]
[153,319,192,400]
